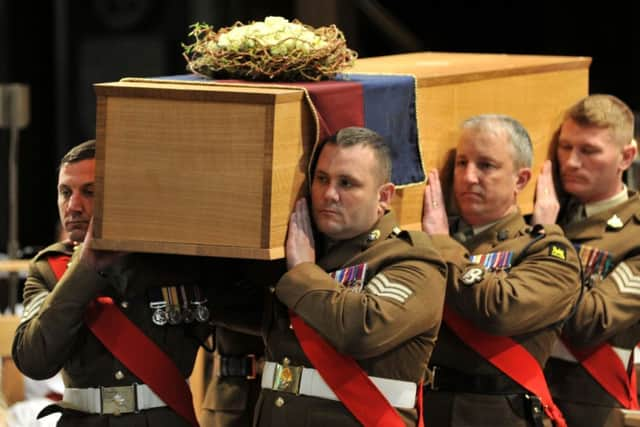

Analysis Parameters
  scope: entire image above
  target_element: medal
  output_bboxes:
[469,250,514,271]
[164,286,182,325]
[179,286,194,323]
[148,288,168,326]
[151,308,168,326]
[574,243,614,284]
[330,263,367,292]
[193,303,210,323]
[167,306,182,325]
[191,286,210,322]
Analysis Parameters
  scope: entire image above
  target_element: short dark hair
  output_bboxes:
[59,139,96,169]
[320,126,392,183]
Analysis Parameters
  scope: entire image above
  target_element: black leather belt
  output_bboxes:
[214,354,257,379]
[426,365,526,395]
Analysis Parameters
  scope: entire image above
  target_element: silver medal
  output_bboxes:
[152,308,168,326]
[167,306,182,325]
[194,304,210,323]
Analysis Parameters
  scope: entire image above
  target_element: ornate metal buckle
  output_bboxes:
[272,362,302,395]
[100,385,137,415]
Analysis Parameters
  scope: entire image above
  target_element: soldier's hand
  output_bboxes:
[532,160,560,225]
[286,198,315,270]
[422,169,449,235]
[79,219,126,272]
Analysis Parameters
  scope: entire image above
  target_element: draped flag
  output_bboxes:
[142,73,424,186]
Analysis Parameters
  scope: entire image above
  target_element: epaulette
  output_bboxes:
[399,229,430,247]
[526,223,566,239]
[526,224,546,238]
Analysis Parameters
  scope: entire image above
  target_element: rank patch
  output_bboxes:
[461,267,484,286]
[549,244,567,260]
[20,290,48,324]
[611,262,640,296]
[365,273,413,303]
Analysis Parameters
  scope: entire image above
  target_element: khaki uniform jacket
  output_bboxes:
[255,212,447,427]
[546,193,640,427]
[424,211,581,427]
[12,242,213,427]
[200,326,265,427]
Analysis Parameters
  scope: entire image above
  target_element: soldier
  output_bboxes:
[421,114,582,426]
[248,126,447,426]
[12,140,218,426]
[533,95,640,426]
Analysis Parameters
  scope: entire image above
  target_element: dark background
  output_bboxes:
[0,0,637,255]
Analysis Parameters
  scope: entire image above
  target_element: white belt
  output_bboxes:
[261,361,416,409]
[551,341,633,367]
[63,384,166,415]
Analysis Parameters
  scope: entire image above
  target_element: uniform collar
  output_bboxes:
[584,185,629,218]
[33,240,75,262]
[564,191,640,240]
[455,210,524,247]
[318,211,398,271]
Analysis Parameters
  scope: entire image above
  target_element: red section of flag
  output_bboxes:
[293,80,365,142]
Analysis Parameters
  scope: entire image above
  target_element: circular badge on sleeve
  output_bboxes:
[461,267,484,286]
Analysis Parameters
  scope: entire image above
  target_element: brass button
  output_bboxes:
[120,301,129,309]
[114,370,124,380]
[275,397,285,407]
[283,357,290,366]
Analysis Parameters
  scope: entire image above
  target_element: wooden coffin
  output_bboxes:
[92,52,590,259]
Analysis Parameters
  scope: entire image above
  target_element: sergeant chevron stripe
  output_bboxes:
[20,290,48,324]
[611,262,640,296]
[365,273,413,303]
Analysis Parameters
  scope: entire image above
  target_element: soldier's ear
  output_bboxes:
[515,167,532,194]
[620,140,637,172]
[378,182,395,212]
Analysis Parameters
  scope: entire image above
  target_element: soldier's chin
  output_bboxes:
[562,181,586,197]
[67,228,87,243]
[315,220,337,236]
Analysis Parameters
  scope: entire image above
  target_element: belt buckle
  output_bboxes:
[246,354,257,380]
[272,362,302,395]
[100,385,137,415]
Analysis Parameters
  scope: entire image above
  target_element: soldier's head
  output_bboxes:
[556,94,636,204]
[453,114,532,226]
[57,140,96,243]
[310,126,395,240]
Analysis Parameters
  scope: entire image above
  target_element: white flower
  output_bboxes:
[215,16,325,55]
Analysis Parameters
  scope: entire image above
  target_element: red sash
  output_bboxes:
[565,340,639,409]
[290,311,416,427]
[47,255,199,426]
[47,254,70,282]
[443,306,567,427]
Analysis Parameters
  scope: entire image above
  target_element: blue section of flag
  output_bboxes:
[337,73,424,186]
